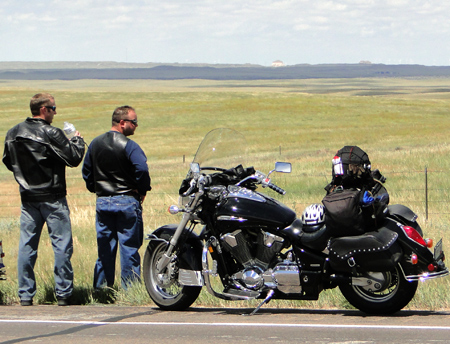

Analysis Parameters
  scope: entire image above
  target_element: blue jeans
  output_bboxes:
[18,198,73,301]
[94,195,143,289]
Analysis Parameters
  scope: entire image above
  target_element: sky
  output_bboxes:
[1,0,450,66]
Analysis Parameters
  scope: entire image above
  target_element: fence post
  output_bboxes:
[425,166,428,221]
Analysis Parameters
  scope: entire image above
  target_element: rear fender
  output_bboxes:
[383,218,434,263]
[388,204,418,222]
[146,224,203,271]
[382,219,448,279]
[387,204,423,235]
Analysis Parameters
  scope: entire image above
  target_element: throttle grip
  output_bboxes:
[268,183,286,195]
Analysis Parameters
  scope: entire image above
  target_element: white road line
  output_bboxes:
[1,320,450,330]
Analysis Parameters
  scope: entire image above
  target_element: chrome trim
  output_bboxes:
[217,215,248,222]
[227,185,266,202]
[405,268,449,282]
[178,268,204,286]
[352,274,385,291]
[201,239,260,301]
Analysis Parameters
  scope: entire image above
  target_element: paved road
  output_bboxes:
[1,306,450,343]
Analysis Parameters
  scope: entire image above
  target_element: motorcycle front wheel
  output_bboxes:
[143,241,202,311]
[339,264,418,314]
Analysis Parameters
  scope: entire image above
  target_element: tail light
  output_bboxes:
[402,226,427,246]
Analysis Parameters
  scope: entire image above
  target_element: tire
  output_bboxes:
[339,264,418,314]
[143,241,202,311]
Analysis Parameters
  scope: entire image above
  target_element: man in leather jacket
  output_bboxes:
[82,105,151,291]
[2,93,85,306]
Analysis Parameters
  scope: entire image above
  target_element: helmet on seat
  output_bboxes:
[301,204,325,232]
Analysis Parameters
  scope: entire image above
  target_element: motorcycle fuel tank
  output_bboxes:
[215,186,296,232]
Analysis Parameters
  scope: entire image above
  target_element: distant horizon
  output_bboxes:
[1,60,450,68]
[2,63,450,81]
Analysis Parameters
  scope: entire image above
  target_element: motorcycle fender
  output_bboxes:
[146,224,203,272]
[388,204,418,222]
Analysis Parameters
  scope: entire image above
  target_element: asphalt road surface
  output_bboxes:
[1,306,450,344]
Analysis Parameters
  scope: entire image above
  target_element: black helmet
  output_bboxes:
[332,146,371,187]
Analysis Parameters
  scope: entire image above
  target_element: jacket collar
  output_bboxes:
[26,117,50,125]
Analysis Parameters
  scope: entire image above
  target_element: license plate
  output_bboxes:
[434,238,443,260]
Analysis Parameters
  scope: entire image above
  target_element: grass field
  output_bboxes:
[1,77,450,310]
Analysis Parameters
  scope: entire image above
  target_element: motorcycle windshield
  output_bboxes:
[193,128,248,171]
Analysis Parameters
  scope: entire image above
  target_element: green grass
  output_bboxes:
[1,77,450,310]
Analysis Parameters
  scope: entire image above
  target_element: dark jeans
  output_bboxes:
[94,195,143,289]
[18,198,73,301]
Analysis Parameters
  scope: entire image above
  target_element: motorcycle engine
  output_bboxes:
[220,229,285,290]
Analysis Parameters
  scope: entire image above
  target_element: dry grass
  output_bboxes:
[1,77,450,309]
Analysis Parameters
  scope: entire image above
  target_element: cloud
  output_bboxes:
[0,0,449,65]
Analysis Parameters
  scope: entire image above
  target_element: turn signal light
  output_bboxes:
[411,254,418,264]
[428,264,436,272]
[168,205,180,214]
[425,238,433,248]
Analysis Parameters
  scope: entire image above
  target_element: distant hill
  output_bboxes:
[1,62,450,80]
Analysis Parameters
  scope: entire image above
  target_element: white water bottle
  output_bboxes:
[63,121,76,139]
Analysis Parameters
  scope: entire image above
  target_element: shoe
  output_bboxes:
[20,299,33,306]
[57,298,70,306]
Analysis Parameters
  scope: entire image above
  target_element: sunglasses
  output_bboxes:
[44,106,56,111]
[123,118,138,126]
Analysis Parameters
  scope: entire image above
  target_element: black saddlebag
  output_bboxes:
[322,188,365,237]
[327,226,402,273]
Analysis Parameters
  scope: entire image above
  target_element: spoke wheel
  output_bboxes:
[143,241,201,311]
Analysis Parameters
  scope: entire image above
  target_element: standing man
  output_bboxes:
[3,93,85,306]
[82,105,151,290]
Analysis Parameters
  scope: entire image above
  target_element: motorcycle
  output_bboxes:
[143,128,448,314]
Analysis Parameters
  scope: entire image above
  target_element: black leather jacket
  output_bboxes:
[82,131,151,197]
[2,117,85,202]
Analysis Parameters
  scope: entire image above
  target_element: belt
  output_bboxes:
[98,191,140,200]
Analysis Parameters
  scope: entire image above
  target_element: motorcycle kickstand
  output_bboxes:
[245,289,275,316]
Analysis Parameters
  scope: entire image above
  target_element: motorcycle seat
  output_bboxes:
[283,218,331,251]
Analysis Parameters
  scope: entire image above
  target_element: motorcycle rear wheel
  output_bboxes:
[339,264,418,314]
[143,241,202,311]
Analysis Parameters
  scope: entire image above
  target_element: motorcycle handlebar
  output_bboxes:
[183,169,286,197]
[182,174,212,197]
[182,178,198,197]
[267,182,286,195]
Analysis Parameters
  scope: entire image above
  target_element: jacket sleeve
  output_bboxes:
[2,139,13,172]
[46,126,86,167]
[81,144,95,193]
[126,140,151,196]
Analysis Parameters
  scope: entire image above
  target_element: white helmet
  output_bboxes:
[301,204,325,227]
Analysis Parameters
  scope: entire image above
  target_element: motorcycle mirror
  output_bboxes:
[275,162,291,173]
[190,162,200,173]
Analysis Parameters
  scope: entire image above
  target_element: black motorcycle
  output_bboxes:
[143,128,448,314]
